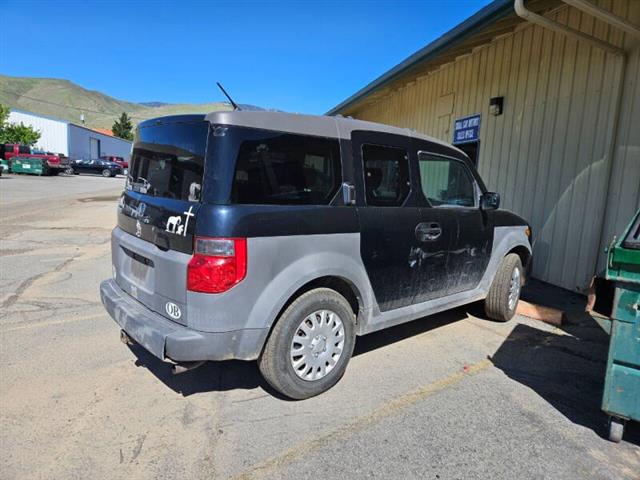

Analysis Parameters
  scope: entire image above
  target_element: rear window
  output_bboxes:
[127,121,208,202]
[227,128,341,205]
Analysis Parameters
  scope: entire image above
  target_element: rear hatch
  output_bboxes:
[114,117,208,325]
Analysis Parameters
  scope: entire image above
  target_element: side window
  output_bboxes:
[231,132,341,205]
[418,153,476,207]
[362,144,410,207]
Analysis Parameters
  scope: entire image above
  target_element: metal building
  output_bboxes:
[7,109,132,162]
[328,0,640,293]
[8,109,68,155]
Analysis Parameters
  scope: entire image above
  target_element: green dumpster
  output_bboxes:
[10,156,46,175]
[603,208,640,442]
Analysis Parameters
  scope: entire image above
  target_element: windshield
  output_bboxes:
[127,121,208,202]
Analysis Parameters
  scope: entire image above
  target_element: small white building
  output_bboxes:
[7,109,132,161]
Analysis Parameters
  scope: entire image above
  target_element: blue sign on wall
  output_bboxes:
[453,114,481,144]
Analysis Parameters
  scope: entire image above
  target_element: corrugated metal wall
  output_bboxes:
[351,0,640,292]
[8,110,69,156]
[599,35,640,274]
[68,124,132,162]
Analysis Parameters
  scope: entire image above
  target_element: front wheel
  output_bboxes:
[484,253,523,322]
[258,288,356,400]
[102,168,113,177]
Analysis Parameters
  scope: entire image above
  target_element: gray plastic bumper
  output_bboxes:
[99,279,268,362]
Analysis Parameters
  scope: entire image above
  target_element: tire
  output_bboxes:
[608,416,624,443]
[102,168,112,177]
[484,253,523,322]
[258,288,356,400]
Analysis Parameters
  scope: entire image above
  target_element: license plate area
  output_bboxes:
[120,245,155,292]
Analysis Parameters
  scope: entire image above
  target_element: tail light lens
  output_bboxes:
[187,238,247,293]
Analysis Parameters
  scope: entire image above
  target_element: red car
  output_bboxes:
[1,143,65,173]
[100,156,128,169]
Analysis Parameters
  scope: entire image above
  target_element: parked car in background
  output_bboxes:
[0,143,30,159]
[101,155,128,170]
[100,111,533,400]
[71,159,123,177]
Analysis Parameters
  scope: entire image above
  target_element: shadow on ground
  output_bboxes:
[127,306,471,399]
[490,310,640,445]
[126,280,638,445]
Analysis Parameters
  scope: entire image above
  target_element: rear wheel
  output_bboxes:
[484,253,523,322]
[258,288,356,400]
[102,168,112,177]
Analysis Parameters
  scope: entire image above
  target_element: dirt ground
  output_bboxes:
[1,173,638,480]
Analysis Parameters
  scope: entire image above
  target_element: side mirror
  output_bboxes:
[480,192,500,210]
[342,182,355,205]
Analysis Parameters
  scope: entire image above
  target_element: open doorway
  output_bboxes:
[455,141,479,167]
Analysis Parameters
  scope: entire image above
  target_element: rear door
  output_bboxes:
[353,131,452,312]
[75,159,91,173]
[88,160,101,173]
[114,119,208,325]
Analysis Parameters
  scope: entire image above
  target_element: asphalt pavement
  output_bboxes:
[0,173,638,480]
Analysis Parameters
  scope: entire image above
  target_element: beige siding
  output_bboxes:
[350,0,640,292]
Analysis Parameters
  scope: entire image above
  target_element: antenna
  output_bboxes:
[216,82,241,111]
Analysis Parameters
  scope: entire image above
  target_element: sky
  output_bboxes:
[1,0,492,114]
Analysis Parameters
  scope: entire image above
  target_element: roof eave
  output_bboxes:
[326,0,514,116]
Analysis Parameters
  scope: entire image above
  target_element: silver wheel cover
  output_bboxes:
[508,267,521,311]
[290,309,345,381]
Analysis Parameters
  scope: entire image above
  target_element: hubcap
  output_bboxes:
[290,309,345,381]
[508,267,521,311]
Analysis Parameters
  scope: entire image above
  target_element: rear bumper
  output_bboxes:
[99,279,268,362]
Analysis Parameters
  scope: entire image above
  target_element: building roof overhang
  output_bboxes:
[327,0,560,116]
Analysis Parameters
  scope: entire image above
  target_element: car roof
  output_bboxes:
[205,111,456,149]
[138,111,460,154]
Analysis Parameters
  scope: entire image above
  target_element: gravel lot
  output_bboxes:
[1,173,638,480]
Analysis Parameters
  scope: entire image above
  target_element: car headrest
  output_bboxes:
[366,167,383,190]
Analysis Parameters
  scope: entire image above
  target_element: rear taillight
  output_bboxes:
[187,238,247,293]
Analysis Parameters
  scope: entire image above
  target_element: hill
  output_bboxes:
[0,74,254,129]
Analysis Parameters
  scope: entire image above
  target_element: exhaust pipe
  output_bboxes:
[119,330,204,374]
[172,361,205,375]
[120,329,135,346]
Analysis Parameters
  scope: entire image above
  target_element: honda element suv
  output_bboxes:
[100,111,532,399]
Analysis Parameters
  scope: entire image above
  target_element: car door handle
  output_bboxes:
[415,222,442,241]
